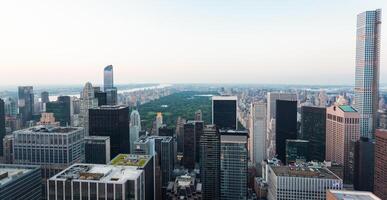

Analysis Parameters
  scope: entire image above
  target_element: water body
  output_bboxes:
[49,84,172,101]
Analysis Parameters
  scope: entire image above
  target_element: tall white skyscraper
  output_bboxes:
[104,65,114,90]
[250,102,267,169]
[354,9,382,139]
[80,82,98,135]
[130,110,141,152]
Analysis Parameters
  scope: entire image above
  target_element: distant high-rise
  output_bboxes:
[79,82,98,135]
[220,130,248,200]
[94,89,107,106]
[105,88,117,105]
[354,137,374,192]
[130,110,141,151]
[374,129,387,199]
[41,91,49,104]
[275,100,297,162]
[326,105,360,183]
[195,109,203,121]
[250,102,267,168]
[176,116,186,155]
[104,65,114,90]
[18,86,34,125]
[4,97,17,117]
[46,96,71,126]
[89,105,130,158]
[155,112,163,135]
[354,9,382,139]
[200,125,220,200]
[0,98,5,156]
[301,106,326,161]
[212,96,237,130]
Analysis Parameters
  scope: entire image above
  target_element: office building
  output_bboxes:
[267,165,343,200]
[183,121,196,170]
[80,82,98,135]
[250,102,267,167]
[285,139,309,164]
[46,96,71,126]
[166,174,202,200]
[110,154,154,200]
[104,65,114,90]
[133,135,156,155]
[220,130,248,200]
[41,91,49,104]
[0,164,41,200]
[354,137,374,192]
[195,109,202,121]
[354,9,382,139]
[89,105,130,158]
[374,129,387,199]
[94,87,107,106]
[159,126,174,137]
[0,98,5,157]
[37,112,60,126]
[4,97,17,117]
[275,100,298,162]
[155,112,163,135]
[326,190,381,200]
[200,125,220,200]
[130,110,141,151]
[148,136,174,187]
[85,136,111,164]
[301,106,326,161]
[105,88,117,105]
[18,86,34,125]
[326,105,360,183]
[212,96,237,130]
[48,163,145,200]
[2,135,13,164]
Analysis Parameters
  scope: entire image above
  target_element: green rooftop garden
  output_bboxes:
[110,154,148,167]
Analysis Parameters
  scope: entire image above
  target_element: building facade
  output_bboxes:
[18,86,34,126]
[354,9,382,139]
[80,82,98,135]
[285,139,309,164]
[46,96,71,126]
[183,121,196,170]
[85,136,111,164]
[374,129,387,199]
[212,96,238,130]
[250,102,267,167]
[354,137,374,192]
[220,130,248,200]
[0,98,5,156]
[130,110,141,152]
[301,106,326,161]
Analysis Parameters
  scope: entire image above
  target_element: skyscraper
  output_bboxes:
[0,98,5,156]
[220,130,248,200]
[200,125,220,200]
[79,82,98,135]
[275,100,297,162]
[354,9,382,139]
[326,105,360,183]
[46,96,71,126]
[104,65,114,90]
[374,129,387,199]
[130,110,141,151]
[301,106,326,161]
[18,86,34,125]
[84,136,111,164]
[41,91,49,104]
[250,102,267,168]
[285,139,309,164]
[89,105,130,158]
[183,121,196,170]
[212,96,237,130]
[354,137,374,192]
[156,112,163,135]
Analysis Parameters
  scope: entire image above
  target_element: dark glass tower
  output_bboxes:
[300,106,326,161]
[275,100,297,163]
[0,98,5,156]
[94,91,107,106]
[46,96,71,126]
[354,137,374,192]
[18,86,34,125]
[200,125,220,200]
[194,121,204,163]
[183,121,196,169]
[212,96,237,130]
[89,105,130,158]
[84,136,111,164]
[285,139,309,164]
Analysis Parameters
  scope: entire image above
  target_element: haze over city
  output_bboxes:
[1,0,387,86]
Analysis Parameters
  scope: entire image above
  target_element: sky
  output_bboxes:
[1,0,387,86]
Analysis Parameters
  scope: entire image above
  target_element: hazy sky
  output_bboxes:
[1,0,387,86]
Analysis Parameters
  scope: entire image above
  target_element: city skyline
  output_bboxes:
[1,1,386,86]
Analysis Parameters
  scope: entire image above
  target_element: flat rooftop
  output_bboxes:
[0,165,39,186]
[328,190,381,200]
[110,154,151,167]
[212,95,237,101]
[14,125,81,134]
[51,164,142,184]
[271,165,340,180]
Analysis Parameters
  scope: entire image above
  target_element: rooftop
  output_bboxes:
[51,164,142,183]
[110,154,151,168]
[0,164,40,186]
[212,95,237,101]
[328,190,381,200]
[93,105,128,110]
[14,125,82,134]
[84,136,110,141]
[339,105,357,112]
[270,165,340,180]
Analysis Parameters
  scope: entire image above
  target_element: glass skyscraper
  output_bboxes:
[104,65,114,90]
[354,9,381,139]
